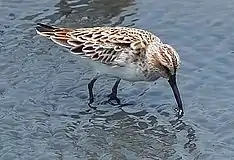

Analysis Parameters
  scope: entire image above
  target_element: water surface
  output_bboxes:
[1,0,234,159]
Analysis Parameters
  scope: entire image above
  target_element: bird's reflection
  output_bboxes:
[32,0,201,159]
[62,104,202,159]
[37,0,136,27]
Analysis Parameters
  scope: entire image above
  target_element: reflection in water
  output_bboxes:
[1,0,202,159]
[64,106,201,159]
[32,0,202,159]
[38,0,136,27]
[1,0,233,158]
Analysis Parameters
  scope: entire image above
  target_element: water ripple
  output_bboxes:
[1,0,234,159]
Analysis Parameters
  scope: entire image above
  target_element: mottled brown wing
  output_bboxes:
[36,23,148,65]
[69,26,158,50]
[69,41,125,65]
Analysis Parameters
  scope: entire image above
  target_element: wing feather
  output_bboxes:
[36,23,159,66]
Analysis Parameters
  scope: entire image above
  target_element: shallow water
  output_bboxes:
[1,0,234,159]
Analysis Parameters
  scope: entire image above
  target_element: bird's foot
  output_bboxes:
[107,93,134,107]
[88,98,97,109]
[107,93,121,105]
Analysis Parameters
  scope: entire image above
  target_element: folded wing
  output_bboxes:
[36,23,154,65]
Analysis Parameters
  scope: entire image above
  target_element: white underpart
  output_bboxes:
[69,50,144,81]
[91,61,145,81]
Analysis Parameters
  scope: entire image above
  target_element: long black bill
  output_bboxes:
[168,74,184,117]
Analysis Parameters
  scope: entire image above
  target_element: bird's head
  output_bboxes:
[148,43,183,117]
[154,44,181,78]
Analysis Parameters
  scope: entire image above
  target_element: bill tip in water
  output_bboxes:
[176,108,184,118]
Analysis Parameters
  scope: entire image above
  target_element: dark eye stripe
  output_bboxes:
[162,65,170,75]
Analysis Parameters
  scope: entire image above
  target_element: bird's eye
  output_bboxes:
[162,65,170,74]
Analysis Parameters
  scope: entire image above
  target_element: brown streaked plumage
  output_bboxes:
[36,23,183,118]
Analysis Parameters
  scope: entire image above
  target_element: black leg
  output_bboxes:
[108,78,121,105]
[88,78,97,104]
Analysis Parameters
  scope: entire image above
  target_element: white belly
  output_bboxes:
[89,60,145,81]
[78,57,161,82]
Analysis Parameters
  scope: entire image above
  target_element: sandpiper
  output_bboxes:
[36,23,184,117]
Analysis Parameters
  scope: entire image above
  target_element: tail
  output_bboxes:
[36,23,73,48]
